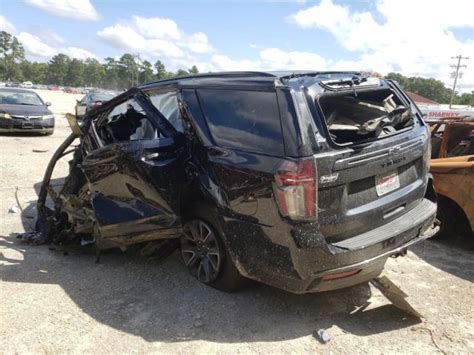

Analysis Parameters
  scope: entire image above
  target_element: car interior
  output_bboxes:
[318,88,414,144]
[94,99,159,145]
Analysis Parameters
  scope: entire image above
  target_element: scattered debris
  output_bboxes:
[32,149,49,153]
[370,276,423,318]
[313,328,331,344]
[8,205,19,213]
[16,231,48,245]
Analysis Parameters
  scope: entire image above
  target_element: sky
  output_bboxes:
[1,0,473,91]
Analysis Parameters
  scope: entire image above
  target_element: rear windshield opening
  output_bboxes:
[318,88,414,145]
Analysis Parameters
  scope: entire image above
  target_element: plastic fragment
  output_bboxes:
[370,276,423,318]
[314,328,331,344]
[16,231,47,245]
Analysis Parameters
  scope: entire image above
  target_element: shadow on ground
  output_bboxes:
[0,177,429,343]
[411,233,474,283]
[0,234,421,343]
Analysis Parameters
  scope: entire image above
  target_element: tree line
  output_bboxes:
[1,30,473,104]
[385,72,474,106]
[0,31,198,90]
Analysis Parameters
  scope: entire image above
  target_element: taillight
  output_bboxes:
[322,269,361,281]
[273,159,317,221]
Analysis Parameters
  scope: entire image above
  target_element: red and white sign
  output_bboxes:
[419,107,474,121]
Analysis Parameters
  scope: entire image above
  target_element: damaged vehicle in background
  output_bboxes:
[427,117,474,238]
[430,155,473,238]
[75,90,119,120]
[36,71,438,294]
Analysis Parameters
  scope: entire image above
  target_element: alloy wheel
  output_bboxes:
[180,220,222,283]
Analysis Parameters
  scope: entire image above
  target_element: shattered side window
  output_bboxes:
[108,100,143,119]
[95,98,157,144]
[148,91,184,132]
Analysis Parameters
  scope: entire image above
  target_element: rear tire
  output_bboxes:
[180,208,247,292]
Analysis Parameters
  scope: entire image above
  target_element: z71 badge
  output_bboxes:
[319,173,339,184]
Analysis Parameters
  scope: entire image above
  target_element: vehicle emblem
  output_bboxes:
[24,116,30,121]
[320,173,339,184]
[388,145,402,156]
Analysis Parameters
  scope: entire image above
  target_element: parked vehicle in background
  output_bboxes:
[430,155,473,237]
[428,117,474,158]
[64,87,82,94]
[75,90,118,120]
[0,88,54,134]
[37,71,437,294]
[427,117,474,238]
[20,81,33,89]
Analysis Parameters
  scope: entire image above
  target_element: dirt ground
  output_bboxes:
[1,90,473,354]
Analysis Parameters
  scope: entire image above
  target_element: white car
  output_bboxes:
[20,81,33,89]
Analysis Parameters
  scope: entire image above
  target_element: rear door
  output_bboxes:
[190,88,287,224]
[81,90,186,246]
[302,85,430,243]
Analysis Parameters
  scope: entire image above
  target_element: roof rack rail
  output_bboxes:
[141,71,277,86]
[277,71,363,79]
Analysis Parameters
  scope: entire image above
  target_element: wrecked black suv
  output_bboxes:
[37,71,438,293]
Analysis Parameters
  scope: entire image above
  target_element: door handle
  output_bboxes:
[141,152,160,161]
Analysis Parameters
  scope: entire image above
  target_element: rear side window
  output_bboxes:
[197,89,283,155]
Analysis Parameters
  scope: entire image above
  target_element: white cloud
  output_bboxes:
[62,46,97,60]
[17,32,57,57]
[289,0,474,90]
[97,24,147,52]
[182,32,213,54]
[97,15,326,73]
[97,24,184,59]
[23,0,99,21]
[18,31,96,60]
[209,48,325,71]
[35,29,66,47]
[0,15,16,33]
[133,16,181,40]
[210,55,258,71]
[259,48,325,69]
[97,16,214,68]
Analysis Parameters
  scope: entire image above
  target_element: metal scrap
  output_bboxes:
[370,276,423,318]
[15,231,47,245]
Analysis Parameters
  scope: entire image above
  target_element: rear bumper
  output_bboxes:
[221,195,437,294]
[0,118,54,132]
[308,222,438,292]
